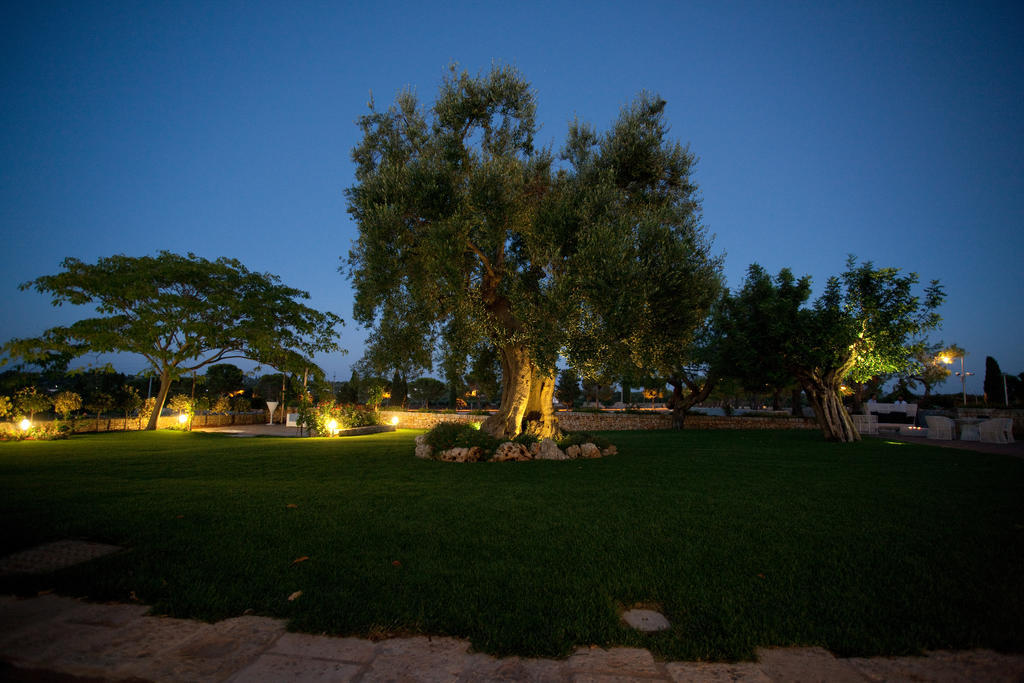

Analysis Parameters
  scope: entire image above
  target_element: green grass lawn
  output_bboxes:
[0,429,1022,661]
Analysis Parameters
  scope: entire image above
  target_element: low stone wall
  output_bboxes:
[382,411,487,430]
[0,411,268,435]
[381,410,817,432]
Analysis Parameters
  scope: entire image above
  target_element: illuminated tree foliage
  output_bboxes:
[724,259,944,442]
[901,341,964,402]
[4,252,343,430]
[346,65,720,438]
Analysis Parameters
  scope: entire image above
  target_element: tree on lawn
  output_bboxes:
[900,341,964,403]
[664,314,724,429]
[555,368,582,409]
[205,363,245,398]
[346,65,720,439]
[716,266,811,420]
[409,377,447,409]
[730,259,943,442]
[4,252,343,430]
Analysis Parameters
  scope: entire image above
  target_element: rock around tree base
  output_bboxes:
[414,435,616,463]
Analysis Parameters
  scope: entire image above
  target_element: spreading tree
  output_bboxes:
[725,259,943,442]
[4,252,343,430]
[901,341,964,402]
[346,65,720,438]
[205,363,245,397]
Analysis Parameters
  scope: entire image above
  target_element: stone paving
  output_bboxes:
[2,594,1023,682]
[0,541,124,577]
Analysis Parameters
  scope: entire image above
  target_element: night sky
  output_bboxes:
[2,1,1021,393]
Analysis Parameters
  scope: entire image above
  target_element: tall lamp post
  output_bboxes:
[941,354,973,406]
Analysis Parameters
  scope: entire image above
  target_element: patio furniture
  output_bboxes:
[852,414,878,435]
[979,418,1015,444]
[956,417,983,441]
[925,415,955,440]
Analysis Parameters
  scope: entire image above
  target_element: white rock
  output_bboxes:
[492,442,532,462]
[534,438,567,460]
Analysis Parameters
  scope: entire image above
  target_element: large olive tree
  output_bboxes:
[346,66,720,439]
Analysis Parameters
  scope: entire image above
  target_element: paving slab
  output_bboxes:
[265,631,377,663]
[228,652,364,681]
[567,646,664,677]
[0,594,93,647]
[665,660,771,682]
[0,540,123,576]
[132,616,285,682]
[44,616,212,678]
[362,636,472,682]
[4,595,1024,682]
[846,648,1024,682]
[755,646,866,682]
[456,654,569,682]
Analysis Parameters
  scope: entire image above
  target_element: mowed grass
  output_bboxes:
[0,429,1022,661]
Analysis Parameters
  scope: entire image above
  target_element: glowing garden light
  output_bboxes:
[19,418,31,431]
[390,416,399,426]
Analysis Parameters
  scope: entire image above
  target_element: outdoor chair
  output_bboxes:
[852,414,878,435]
[925,415,955,440]
[979,418,1015,444]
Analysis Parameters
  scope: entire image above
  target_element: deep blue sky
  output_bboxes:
[2,1,1021,393]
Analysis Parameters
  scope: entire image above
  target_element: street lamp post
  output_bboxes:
[940,354,974,407]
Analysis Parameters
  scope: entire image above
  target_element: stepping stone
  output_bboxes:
[0,540,123,576]
[621,608,670,632]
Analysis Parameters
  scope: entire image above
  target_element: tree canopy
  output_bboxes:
[724,258,943,442]
[4,252,343,429]
[346,65,720,438]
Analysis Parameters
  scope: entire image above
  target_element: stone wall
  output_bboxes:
[381,410,817,432]
[381,411,487,430]
[0,411,268,435]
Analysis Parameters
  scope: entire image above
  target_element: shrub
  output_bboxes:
[298,401,382,436]
[512,432,538,447]
[424,422,500,454]
[211,396,232,413]
[138,397,156,430]
[1,422,68,441]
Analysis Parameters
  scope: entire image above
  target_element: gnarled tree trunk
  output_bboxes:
[481,344,560,440]
[668,372,714,430]
[801,371,859,442]
[522,365,561,439]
